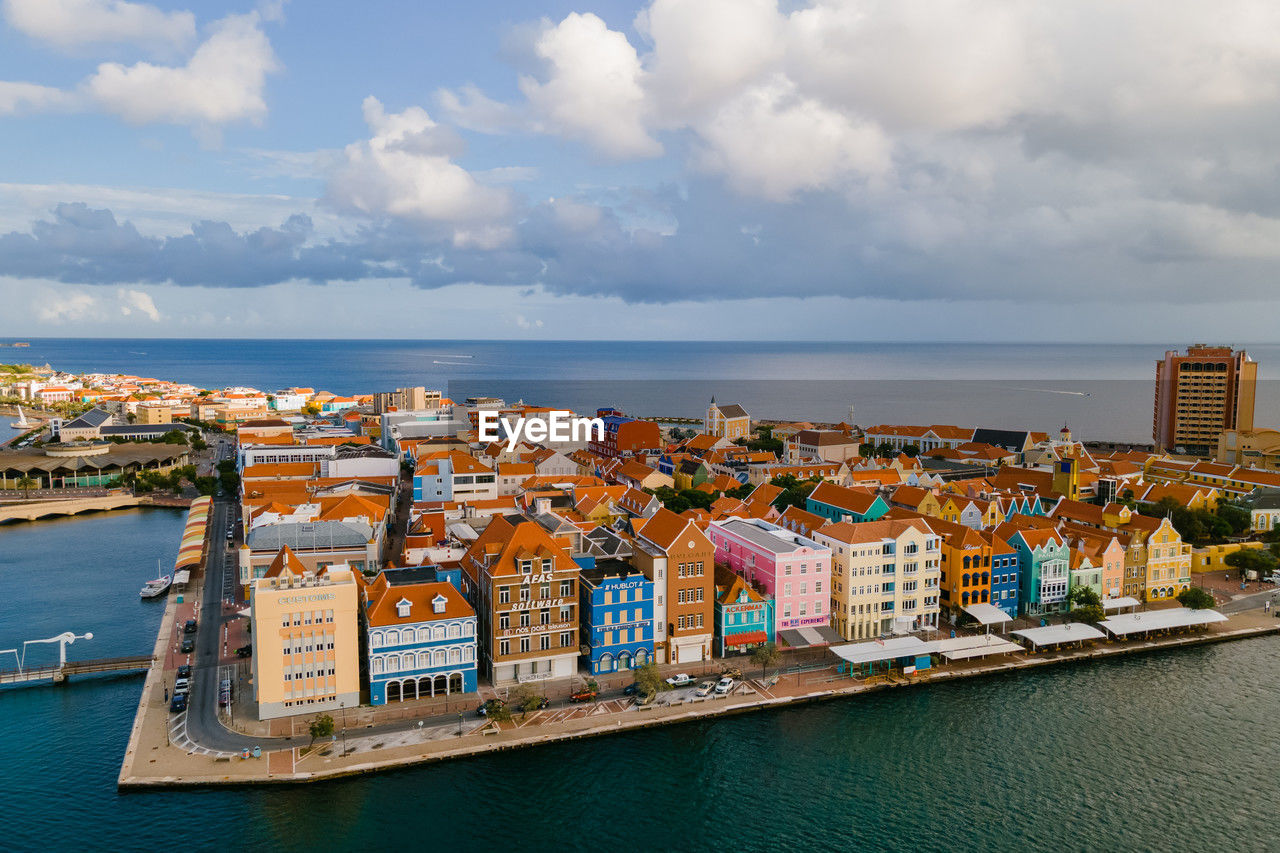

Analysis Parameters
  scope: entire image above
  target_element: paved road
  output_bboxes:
[1219,585,1280,615]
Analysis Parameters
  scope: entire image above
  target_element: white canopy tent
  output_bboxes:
[963,603,1014,632]
[1099,607,1227,637]
[830,636,928,667]
[923,634,1023,661]
[1012,623,1106,648]
[1102,596,1141,612]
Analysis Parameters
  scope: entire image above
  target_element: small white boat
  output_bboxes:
[141,560,172,598]
[9,405,28,430]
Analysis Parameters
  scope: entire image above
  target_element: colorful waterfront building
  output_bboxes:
[249,551,361,720]
[812,518,942,640]
[707,517,833,637]
[1142,516,1192,601]
[713,566,774,656]
[578,559,654,675]
[997,524,1070,615]
[460,513,581,685]
[805,481,889,523]
[705,399,751,441]
[631,509,715,665]
[363,566,478,704]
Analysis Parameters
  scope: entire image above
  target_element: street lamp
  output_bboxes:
[457,710,463,737]
[339,701,348,754]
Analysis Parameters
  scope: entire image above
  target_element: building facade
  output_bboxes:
[1154,345,1257,456]
[578,561,655,675]
[364,566,478,705]
[708,518,833,636]
[713,566,775,656]
[250,560,360,720]
[631,509,715,665]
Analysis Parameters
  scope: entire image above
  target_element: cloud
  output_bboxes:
[0,81,78,115]
[35,289,100,323]
[2,0,195,54]
[117,287,160,320]
[327,96,512,239]
[512,313,544,330]
[85,12,278,129]
[517,13,661,158]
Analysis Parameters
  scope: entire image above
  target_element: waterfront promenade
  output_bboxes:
[118,599,1280,788]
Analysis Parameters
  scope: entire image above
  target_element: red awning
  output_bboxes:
[725,631,767,646]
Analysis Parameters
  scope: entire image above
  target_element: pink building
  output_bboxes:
[708,518,833,636]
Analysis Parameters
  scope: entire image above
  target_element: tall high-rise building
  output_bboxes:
[1153,345,1257,456]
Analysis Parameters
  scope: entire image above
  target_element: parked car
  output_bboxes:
[719,667,743,681]
[476,698,506,717]
[1263,574,1280,585]
[173,677,190,694]
[623,682,641,696]
[169,693,187,713]
[180,637,195,654]
[695,680,715,697]
[235,644,252,658]
[714,676,735,695]
[665,673,693,687]
[183,619,197,634]
[176,664,191,679]
[569,688,598,703]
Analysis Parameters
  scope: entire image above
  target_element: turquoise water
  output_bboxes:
[3,510,1279,851]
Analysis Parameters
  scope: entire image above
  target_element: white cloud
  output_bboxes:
[436,84,521,134]
[117,287,160,321]
[3,0,195,54]
[0,81,78,114]
[693,75,890,200]
[35,289,100,323]
[512,313,544,330]
[86,12,278,129]
[518,13,661,158]
[327,96,512,236]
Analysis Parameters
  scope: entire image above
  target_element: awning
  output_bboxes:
[831,636,928,665]
[1102,596,1141,611]
[1099,607,1227,636]
[1011,623,1106,647]
[778,626,845,649]
[172,570,190,585]
[964,602,1013,625]
[725,631,768,646]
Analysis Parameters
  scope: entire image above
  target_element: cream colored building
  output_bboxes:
[251,553,360,720]
[1217,428,1280,470]
[813,518,941,641]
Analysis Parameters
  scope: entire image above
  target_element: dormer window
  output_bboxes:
[396,598,411,618]
[519,559,533,574]
[432,594,447,615]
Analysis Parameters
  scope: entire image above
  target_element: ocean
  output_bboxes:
[6,338,1280,443]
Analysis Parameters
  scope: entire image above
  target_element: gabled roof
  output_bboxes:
[808,481,882,514]
[636,507,709,552]
[365,577,473,627]
[263,545,308,578]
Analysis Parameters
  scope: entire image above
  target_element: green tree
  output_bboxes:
[1177,587,1217,610]
[1067,585,1101,609]
[15,474,37,500]
[768,474,822,511]
[901,444,920,458]
[308,713,334,749]
[725,483,754,500]
[511,683,546,715]
[302,403,321,417]
[750,641,781,680]
[162,429,189,445]
[1224,548,1278,578]
[631,662,666,702]
[1066,604,1105,624]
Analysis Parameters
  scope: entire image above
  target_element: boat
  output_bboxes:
[140,560,172,599]
[9,405,28,430]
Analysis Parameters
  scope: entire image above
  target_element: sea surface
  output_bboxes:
[2,509,1280,851]
[6,338,1280,443]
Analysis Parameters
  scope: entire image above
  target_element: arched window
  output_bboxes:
[634,648,648,665]
[982,572,989,585]
[432,625,446,641]
[370,632,382,648]
[449,647,461,664]
[464,646,475,662]
[402,652,414,670]
[448,623,461,639]
[962,573,970,587]
[981,590,989,603]
[385,655,398,673]
[372,657,383,674]
[417,627,430,643]
[962,591,970,605]
[433,648,446,666]
[464,621,474,636]
[417,651,430,669]
[963,556,971,570]
[618,652,632,670]
[386,628,400,646]
[599,653,614,672]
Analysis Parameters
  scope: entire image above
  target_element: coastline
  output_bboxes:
[118,610,1280,789]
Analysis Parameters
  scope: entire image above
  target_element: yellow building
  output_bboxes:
[250,548,361,720]
[1191,541,1266,574]
[705,399,750,441]
[1217,428,1280,471]
[1142,517,1191,601]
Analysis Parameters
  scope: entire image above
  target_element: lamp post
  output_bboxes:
[339,701,347,754]
[457,710,463,737]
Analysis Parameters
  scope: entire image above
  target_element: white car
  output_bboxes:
[665,673,693,687]
[714,676,734,695]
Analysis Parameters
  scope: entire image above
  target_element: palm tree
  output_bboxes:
[15,474,37,501]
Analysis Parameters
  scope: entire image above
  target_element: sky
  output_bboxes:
[3,0,1280,341]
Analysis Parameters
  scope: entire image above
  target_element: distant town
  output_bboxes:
[4,344,1280,784]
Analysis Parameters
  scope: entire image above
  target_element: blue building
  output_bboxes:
[578,560,654,675]
[805,481,890,523]
[364,565,478,704]
[714,566,775,657]
[987,533,1021,619]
